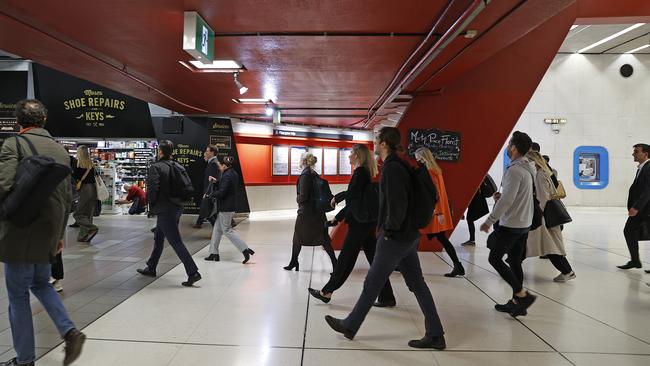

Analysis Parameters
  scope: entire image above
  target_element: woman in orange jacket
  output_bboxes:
[415,148,465,277]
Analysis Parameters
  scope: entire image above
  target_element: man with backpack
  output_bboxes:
[137,140,201,287]
[0,100,85,366]
[480,131,537,317]
[324,127,446,350]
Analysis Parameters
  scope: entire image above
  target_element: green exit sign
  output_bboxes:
[183,11,214,63]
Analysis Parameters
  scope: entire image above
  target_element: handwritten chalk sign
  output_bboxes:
[407,128,461,162]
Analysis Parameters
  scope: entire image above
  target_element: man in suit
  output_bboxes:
[193,145,220,228]
[618,143,650,270]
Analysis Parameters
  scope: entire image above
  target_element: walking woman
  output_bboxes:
[415,147,465,277]
[525,151,576,282]
[308,144,396,306]
[285,153,337,271]
[204,156,255,264]
[73,145,99,242]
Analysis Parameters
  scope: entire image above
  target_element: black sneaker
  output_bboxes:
[494,299,528,316]
[63,328,86,365]
[408,335,446,350]
[182,272,202,287]
[0,358,34,366]
[510,293,537,318]
[324,315,355,340]
[137,268,157,277]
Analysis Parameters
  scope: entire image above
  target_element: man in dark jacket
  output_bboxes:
[618,143,650,270]
[324,127,446,350]
[0,100,85,366]
[137,140,201,287]
[193,144,220,228]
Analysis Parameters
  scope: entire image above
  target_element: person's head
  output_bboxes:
[218,155,235,172]
[507,131,532,160]
[632,143,650,163]
[15,99,48,128]
[123,183,133,191]
[76,145,92,169]
[204,144,218,161]
[375,127,401,159]
[526,151,552,176]
[351,144,378,177]
[531,142,541,152]
[300,152,318,170]
[414,147,441,173]
[158,140,174,160]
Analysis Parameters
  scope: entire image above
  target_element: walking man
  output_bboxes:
[193,145,220,228]
[618,143,650,271]
[0,99,85,365]
[324,127,446,350]
[480,131,537,317]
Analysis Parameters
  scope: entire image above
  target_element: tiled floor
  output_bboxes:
[4,207,650,365]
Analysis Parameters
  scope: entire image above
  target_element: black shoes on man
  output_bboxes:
[494,293,537,318]
[617,261,642,270]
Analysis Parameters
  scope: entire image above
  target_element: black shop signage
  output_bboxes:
[33,64,154,138]
[0,71,28,135]
[273,129,353,141]
[407,128,461,162]
[210,118,250,213]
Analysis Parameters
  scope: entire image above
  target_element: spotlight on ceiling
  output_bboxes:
[264,103,274,116]
[233,73,248,95]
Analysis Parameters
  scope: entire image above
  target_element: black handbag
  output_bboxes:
[543,198,572,228]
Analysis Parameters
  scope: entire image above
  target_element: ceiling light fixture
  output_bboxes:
[189,60,242,69]
[577,23,645,53]
[264,103,275,116]
[625,44,650,54]
[232,98,274,104]
[234,73,248,95]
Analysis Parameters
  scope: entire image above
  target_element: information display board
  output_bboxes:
[272,145,289,176]
[308,147,323,175]
[339,148,352,175]
[291,147,308,175]
[323,148,338,175]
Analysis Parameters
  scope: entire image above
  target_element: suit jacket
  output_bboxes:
[147,158,183,215]
[211,167,238,212]
[202,157,220,194]
[628,161,650,216]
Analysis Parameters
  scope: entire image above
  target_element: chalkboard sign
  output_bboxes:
[407,128,461,162]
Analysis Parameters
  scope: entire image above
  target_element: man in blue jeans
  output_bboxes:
[324,127,446,350]
[0,100,85,366]
[137,140,202,287]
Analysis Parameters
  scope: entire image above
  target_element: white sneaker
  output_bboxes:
[49,277,56,284]
[553,271,576,283]
[53,280,63,292]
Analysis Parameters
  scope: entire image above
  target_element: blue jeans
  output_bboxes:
[5,263,75,364]
[128,197,146,215]
[146,209,199,276]
[342,233,444,337]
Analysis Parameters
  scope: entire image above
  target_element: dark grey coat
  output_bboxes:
[0,128,72,263]
[293,168,327,246]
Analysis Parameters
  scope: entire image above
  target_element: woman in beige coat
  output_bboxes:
[525,151,575,282]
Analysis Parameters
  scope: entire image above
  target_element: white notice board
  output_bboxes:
[272,145,289,176]
[290,147,308,175]
[339,148,352,175]
[308,147,323,175]
[323,148,338,175]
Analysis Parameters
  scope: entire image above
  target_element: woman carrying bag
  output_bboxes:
[462,175,494,246]
[415,147,465,277]
[525,151,576,282]
[308,144,396,306]
[285,153,337,271]
[72,145,99,242]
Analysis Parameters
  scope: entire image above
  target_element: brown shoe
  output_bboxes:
[63,328,86,365]
[192,224,202,229]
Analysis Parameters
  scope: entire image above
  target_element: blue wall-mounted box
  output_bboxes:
[573,146,609,190]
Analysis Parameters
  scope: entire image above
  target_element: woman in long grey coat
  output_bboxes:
[525,151,576,282]
[284,153,337,271]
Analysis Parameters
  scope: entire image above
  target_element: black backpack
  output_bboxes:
[312,174,335,213]
[0,135,71,227]
[164,161,195,202]
[395,160,439,229]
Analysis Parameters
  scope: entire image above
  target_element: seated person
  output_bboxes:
[115,183,147,215]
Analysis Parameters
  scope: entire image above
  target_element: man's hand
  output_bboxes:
[493,192,501,202]
[480,223,490,233]
[330,197,336,208]
[56,240,65,254]
[629,208,639,217]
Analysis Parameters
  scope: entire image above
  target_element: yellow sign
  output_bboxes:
[63,89,127,126]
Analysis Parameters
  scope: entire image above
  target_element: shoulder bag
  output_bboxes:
[76,168,91,191]
[94,168,110,201]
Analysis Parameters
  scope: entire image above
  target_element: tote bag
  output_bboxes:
[95,171,110,202]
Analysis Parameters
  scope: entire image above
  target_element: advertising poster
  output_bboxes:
[308,147,323,175]
[272,145,289,176]
[0,71,28,144]
[291,147,308,175]
[323,148,338,175]
[339,148,352,175]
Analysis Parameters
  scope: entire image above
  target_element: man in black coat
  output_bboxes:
[618,143,650,270]
[193,145,220,228]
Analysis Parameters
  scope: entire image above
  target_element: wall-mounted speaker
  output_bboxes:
[620,64,634,78]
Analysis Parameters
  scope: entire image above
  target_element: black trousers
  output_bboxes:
[51,253,64,280]
[146,209,199,276]
[487,226,529,295]
[322,223,395,303]
[547,254,573,274]
[427,232,461,267]
[468,220,476,241]
[624,216,643,263]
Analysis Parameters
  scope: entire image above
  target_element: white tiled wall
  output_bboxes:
[488,54,650,207]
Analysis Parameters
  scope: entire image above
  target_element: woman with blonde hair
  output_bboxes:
[285,152,337,271]
[525,151,575,282]
[72,145,99,242]
[415,147,465,277]
[308,144,396,306]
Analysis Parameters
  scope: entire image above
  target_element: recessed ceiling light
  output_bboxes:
[189,60,242,69]
[578,23,645,53]
[265,103,275,116]
[232,98,274,104]
[625,44,650,54]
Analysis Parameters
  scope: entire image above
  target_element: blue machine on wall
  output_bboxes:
[573,146,609,189]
